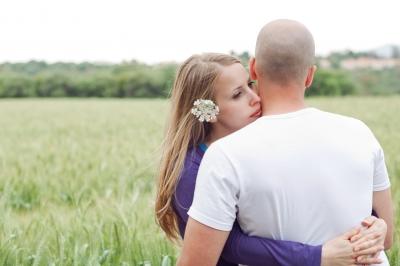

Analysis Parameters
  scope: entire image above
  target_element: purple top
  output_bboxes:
[173,145,322,266]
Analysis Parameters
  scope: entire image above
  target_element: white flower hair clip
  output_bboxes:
[191,99,219,122]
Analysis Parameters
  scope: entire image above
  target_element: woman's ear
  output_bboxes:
[249,57,257,81]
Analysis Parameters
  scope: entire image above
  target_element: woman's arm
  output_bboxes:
[221,221,321,266]
[175,185,384,265]
[222,217,387,266]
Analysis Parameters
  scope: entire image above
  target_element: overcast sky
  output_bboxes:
[0,0,399,64]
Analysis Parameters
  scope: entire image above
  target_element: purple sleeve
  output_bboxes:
[173,148,322,266]
[221,221,322,266]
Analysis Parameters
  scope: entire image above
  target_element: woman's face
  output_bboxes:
[213,63,261,135]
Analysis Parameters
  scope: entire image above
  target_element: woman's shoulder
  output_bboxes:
[173,146,205,215]
[185,145,205,167]
[177,146,205,183]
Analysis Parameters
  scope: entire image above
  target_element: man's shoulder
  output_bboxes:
[314,109,368,128]
[205,123,261,163]
[212,122,258,148]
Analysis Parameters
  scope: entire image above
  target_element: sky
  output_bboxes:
[0,0,399,64]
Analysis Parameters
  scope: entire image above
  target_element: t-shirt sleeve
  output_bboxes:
[359,121,391,191]
[373,143,390,191]
[187,143,238,231]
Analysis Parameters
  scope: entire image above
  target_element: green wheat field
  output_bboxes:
[0,97,399,265]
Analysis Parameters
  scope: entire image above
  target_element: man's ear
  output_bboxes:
[305,65,317,88]
[249,57,257,81]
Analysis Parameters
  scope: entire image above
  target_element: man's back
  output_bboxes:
[189,108,390,245]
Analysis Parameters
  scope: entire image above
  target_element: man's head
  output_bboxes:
[250,19,316,89]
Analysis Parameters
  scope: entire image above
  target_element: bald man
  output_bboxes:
[178,20,393,266]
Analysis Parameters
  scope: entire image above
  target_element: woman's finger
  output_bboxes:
[352,232,382,246]
[350,233,362,242]
[350,226,369,242]
[354,239,381,252]
[355,255,382,265]
[361,216,377,227]
[352,218,386,244]
[354,245,384,256]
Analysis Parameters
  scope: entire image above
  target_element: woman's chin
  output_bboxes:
[249,116,259,123]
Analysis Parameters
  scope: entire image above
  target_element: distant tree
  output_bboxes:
[306,69,356,96]
[229,51,251,66]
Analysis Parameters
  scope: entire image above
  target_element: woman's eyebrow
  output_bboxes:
[233,85,243,91]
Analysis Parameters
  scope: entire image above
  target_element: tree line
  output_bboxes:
[0,61,176,98]
[0,54,399,98]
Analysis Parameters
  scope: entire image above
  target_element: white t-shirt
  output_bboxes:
[188,108,390,263]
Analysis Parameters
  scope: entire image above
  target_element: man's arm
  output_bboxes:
[368,128,393,249]
[177,217,230,266]
[372,188,394,249]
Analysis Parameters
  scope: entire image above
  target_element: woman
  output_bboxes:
[155,53,387,265]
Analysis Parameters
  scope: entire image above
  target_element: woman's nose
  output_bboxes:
[249,89,261,106]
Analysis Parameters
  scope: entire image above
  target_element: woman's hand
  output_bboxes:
[321,216,386,266]
[321,228,359,266]
[350,216,387,264]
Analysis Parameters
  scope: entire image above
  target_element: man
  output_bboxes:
[178,19,393,265]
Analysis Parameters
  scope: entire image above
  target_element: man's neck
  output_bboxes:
[259,82,307,116]
[261,97,306,116]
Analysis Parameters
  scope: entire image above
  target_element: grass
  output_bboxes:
[0,97,398,265]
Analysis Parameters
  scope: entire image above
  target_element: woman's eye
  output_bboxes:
[233,91,241,99]
[248,80,256,89]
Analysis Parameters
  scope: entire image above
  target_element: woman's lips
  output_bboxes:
[250,109,262,118]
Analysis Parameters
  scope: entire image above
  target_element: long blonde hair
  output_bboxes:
[155,53,240,241]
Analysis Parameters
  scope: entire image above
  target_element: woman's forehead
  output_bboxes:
[212,65,248,98]
[217,63,248,86]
